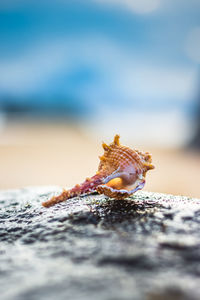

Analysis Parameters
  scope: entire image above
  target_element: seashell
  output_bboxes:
[42,134,154,207]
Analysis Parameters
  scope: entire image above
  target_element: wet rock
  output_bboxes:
[0,187,200,300]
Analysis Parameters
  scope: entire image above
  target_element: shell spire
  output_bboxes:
[42,134,154,207]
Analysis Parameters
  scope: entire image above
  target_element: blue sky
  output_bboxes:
[0,0,200,116]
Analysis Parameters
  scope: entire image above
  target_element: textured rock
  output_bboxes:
[0,187,200,300]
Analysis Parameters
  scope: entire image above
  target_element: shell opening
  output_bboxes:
[104,176,144,192]
[106,177,124,190]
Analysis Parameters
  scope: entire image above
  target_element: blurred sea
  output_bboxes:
[0,0,200,144]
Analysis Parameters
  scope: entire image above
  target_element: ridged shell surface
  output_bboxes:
[42,134,154,207]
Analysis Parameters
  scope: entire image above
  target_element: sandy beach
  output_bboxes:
[1,120,200,198]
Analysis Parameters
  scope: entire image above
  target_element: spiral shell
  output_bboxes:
[96,134,154,199]
[42,134,154,207]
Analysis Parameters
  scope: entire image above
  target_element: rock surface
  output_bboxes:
[1,187,200,300]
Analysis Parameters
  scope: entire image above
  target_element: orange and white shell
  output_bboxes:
[96,134,154,199]
[42,134,154,207]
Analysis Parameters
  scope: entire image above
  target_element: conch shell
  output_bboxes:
[42,135,154,207]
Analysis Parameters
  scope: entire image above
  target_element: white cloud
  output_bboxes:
[0,42,73,95]
[0,36,196,105]
[119,65,196,103]
[94,0,162,14]
[185,27,200,63]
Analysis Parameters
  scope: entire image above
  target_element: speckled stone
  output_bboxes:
[0,187,200,300]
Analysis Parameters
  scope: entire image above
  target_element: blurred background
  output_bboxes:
[0,0,200,197]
